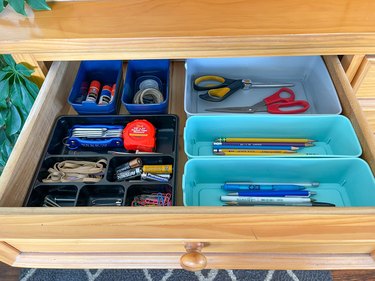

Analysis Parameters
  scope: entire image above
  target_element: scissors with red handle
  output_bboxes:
[206,88,310,114]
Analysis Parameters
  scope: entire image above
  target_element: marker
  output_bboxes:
[227,191,316,197]
[225,182,319,187]
[215,138,315,143]
[220,196,314,204]
[213,145,299,150]
[224,201,335,207]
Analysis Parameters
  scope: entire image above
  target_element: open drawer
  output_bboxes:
[1,56,375,271]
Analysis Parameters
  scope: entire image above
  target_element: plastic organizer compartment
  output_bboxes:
[46,115,178,155]
[24,115,179,207]
[122,60,170,114]
[184,115,362,158]
[182,158,375,207]
[68,60,123,115]
[184,56,342,116]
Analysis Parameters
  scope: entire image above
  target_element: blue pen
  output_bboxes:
[213,145,299,150]
[227,190,316,197]
[222,184,307,191]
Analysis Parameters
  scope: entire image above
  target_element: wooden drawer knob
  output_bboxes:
[180,242,207,271]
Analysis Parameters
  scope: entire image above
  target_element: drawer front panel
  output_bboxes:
[6,240,375,254]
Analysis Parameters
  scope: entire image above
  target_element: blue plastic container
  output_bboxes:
[68,60,123,115]
[183,158,375,207]
[184,115,362,158]
[122,60,170,114]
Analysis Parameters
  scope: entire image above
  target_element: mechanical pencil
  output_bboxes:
[215,138,315,143]
[224,201,335,207]
[220,196,314,204]
[225,182,319,187]
[223,184,307,191]
[227,190,316,197]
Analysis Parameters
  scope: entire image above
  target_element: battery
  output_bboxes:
[116,167,142,181]
[142,165,173,174]
[98,85,112,105]
[110,83,116,103]
[115,158,142,174]
[141,173,169,182]
[86,80,101,102]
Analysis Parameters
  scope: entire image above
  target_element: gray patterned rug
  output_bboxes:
[20,269,332,281]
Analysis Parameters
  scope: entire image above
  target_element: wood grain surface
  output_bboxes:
[353,56,375,98]
[1,0,375,59]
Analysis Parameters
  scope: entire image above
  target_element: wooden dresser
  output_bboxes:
[1,0,375,272]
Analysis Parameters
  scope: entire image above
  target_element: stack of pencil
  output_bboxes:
[220,182,335,207]
[213,137,315,156]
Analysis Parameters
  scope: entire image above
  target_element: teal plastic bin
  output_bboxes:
[182,158,375,207]
[184,115,362,158]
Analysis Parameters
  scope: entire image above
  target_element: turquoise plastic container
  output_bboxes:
[182,158,375,207]
[184,115,362,158]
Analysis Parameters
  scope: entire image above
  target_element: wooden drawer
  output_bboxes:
[1,56,375,271]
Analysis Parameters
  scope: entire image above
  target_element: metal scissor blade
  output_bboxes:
[251,83,295,88]
[206,106,256,113]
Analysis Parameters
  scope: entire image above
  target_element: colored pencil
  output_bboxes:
[212,145,300,150]
[214,149,296,153]
[213,142,314,147]
[215,138,315,143]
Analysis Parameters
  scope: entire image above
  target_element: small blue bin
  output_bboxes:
[122,60,170,114]
[184,115,362,158]
[183,158,375,207]
[68,60,123,115]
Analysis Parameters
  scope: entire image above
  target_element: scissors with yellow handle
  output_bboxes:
[194,75,294,102]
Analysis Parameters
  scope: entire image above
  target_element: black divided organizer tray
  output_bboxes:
[25,115,179,207]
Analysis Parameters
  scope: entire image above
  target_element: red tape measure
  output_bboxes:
[123,120,156,152]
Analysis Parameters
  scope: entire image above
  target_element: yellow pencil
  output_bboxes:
[216,138,314,143]
[216,152,298,156]
[214,149,296,154]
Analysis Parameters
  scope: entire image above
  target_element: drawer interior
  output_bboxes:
[0,57,374,209]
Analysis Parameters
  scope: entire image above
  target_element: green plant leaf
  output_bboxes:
[23,78,39,99]
[0,78,9,109]
[26,0,50,10]
[0,109,7,127]
[8,0,26,15]
[5,103,22,136]
[1,135,13,160]
[19,79,35,113]
[0,1,5,14]
[10,81,29,121]
[2,66,15,74]
[0,70,9,81]
[2,55,16,68]
[15,63,34,77]
[0,107,7,121]
[9,82,23,109]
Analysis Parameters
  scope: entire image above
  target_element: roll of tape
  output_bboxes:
[139,79,160,91]
[133,88,164,104]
